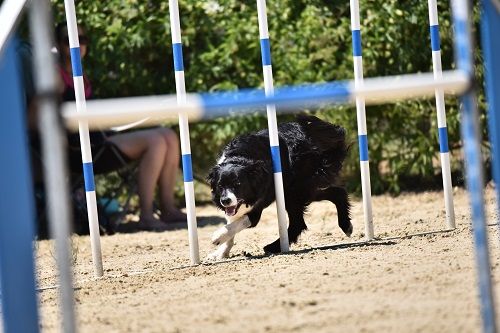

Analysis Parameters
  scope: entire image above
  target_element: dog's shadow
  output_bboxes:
[199,228,454,266]
[114,215,225,234]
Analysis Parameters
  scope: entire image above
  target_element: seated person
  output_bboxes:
[31,23,188,230]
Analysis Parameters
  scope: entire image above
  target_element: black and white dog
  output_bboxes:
[207,115,352,260]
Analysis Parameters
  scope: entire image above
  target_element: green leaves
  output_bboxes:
[49,0,486,194]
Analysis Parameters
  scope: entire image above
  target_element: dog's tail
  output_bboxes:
[296,114,349,178]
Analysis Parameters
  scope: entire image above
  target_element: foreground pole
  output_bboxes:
[0,38,39,333]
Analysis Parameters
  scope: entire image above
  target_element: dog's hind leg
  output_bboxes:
[263,205,308,254]
[314,186,352,237]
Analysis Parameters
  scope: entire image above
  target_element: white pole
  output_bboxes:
[350,0,374,240]
[428,0,456,229]
[0,0,29,57]
[63,0,103,277]
[168,0,200,265]
[256,0,289,252]
[30,0,77,331]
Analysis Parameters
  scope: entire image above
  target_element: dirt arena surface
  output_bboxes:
[34,186,500,333]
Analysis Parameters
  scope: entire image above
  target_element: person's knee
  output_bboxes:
[159,128,180,152]
[147,131,168,155]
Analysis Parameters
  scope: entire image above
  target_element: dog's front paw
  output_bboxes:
[206,247,231,261]
[211,226,232,246]
[263,239,282,254]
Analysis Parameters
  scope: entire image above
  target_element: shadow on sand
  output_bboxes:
[114,215,226,234]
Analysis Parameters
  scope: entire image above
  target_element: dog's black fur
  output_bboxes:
[207,115,352,254]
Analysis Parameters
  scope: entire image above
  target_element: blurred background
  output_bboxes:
[20,0,489,200]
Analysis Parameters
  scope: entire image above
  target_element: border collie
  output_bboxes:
[207,115,352,260]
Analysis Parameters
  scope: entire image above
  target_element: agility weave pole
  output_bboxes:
[256,0,290,252]
[451,0,497,332]
[480,0,500,332]
[1,0,498,331]
[30,0,77,332]
[169,0,200,265]
[63,0,103,277]
[349,0,374,241]
[0,37,39,333]
[427,0,456,229]
[483,0,500,231]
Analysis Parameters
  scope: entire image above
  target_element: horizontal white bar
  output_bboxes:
[63,70,470,131]
[0,0,29,56]
[353,70,468,104]
[63,95,203,131]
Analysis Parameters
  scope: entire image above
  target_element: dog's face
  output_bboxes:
[208,159,269,217]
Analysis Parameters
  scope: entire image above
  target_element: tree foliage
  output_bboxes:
[50,0,487,194]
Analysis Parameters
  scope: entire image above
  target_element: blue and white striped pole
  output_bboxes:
[350,0,374,240]
[256,0,289,252]
[428,0,456,229]
[0,37,40,333]
[169,0,200,265]
[452,0,497,332]
[63,0,103,277]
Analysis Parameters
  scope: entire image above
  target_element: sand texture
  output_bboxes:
[34,186,500,333]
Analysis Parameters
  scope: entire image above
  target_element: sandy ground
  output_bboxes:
[31,185,500,333]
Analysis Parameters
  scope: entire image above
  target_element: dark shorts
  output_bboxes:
[67,131,132,175]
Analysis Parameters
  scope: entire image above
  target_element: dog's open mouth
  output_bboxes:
[224,201,242,217]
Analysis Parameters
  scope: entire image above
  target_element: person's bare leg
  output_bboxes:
[157,128,187,222]
[107,130,168,229]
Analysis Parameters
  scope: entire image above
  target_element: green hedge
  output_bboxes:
[50,0,487,194]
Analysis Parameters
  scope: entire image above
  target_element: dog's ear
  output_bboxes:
[247,160,270,178]
[206,165,220,189]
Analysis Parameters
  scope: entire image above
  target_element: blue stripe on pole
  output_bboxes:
[182,154,194,182]
[200,81,351,115]
[352,30,362,57]
[260,38,272,66]
[358,134,369,161]
[270,145,282,173]
[70,47,83,77]
[438,127,449,153]
[430,25,441,51]
[172,43,184,71]
[82,162,95,192]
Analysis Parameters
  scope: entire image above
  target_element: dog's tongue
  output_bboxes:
[225,206,237,216]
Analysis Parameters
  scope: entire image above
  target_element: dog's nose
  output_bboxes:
[220,197,232,206]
